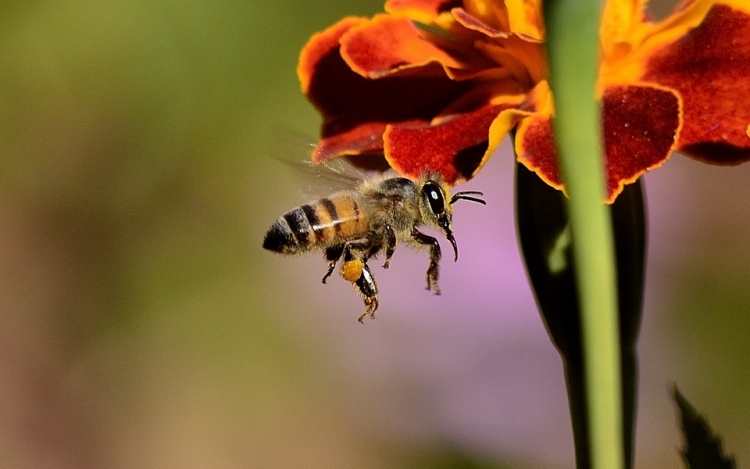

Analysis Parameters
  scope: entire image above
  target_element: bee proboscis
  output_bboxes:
[263,165,485,322]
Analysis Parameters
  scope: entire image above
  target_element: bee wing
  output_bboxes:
[281,158,371,196]
[267,127,375,197]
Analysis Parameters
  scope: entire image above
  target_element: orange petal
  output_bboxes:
[341,15,463,78]
[505,0,545,41]
[385,0,460,18]
[383,103,516,184]
[451,0,544,40]
[642,4,750,164]
[600,0,714,88]
[452,6,510,37]
[600,0,648,55]
[298,17,366,93]
[457,0,543,39]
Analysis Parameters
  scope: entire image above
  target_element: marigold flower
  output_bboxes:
[298,0,750,202]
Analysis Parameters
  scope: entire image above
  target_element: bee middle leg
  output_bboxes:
[322,244,344,284]
[411,228,442,295]
[381,224,396,269]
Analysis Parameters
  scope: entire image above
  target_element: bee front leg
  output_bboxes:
[322,244,344,284]
[411,228,442,295]
[381,224,396,269]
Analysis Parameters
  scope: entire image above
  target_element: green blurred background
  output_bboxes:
[0,0,748,468]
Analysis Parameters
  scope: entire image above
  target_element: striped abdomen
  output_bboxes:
[263,194,368,255]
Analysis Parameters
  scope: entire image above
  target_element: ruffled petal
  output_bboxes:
[642,3,750,164]
[300,0,749,200]
[600,0,648,56]
[451,0,543,40]
[383,102,516,183]
[311,122,391,163]
[504,0,545,41]
[509,81,561,190]
[516,115,562,192]
[516,83,680,201]
[385,0,460,19]
[602,84,680,200]
[298,17,473,163]
[298,17,365,94]
[341,15,463,78]
[452,2,511,37]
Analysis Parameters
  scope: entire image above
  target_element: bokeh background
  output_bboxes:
[1,0,748,467]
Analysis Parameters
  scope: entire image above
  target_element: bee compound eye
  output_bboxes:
[424,181,445,215]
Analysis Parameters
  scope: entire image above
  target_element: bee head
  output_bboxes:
[416,175,480,261]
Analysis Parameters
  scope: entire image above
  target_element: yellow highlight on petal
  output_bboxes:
[506,0,544,40]
[746,123,750,139]
[340,259,364,282]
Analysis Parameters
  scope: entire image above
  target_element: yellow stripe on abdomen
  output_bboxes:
[323,195,368,243]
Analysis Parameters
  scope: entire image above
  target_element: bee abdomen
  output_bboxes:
[263,198,344,254]
[263,219,296,254]
[263,206,312,254]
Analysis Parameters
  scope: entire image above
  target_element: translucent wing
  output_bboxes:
[266,127,381,198]
[280,157,368,196]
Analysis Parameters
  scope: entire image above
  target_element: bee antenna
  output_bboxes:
[450,191,486,205]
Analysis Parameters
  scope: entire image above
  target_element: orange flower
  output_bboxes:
[298,0,750,202]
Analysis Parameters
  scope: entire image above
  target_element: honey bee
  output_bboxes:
[263,164,485,322]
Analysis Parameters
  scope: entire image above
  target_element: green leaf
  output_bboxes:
[673,386,736,469]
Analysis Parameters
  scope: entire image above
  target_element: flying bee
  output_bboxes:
[263,163,485,323]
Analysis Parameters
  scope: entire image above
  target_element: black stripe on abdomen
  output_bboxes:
[283,208,312,246]
[320,198,340,233]
[301,204,325,242]
[263,217,297,253]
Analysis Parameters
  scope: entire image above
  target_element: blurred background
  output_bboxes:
[1,0,748,467]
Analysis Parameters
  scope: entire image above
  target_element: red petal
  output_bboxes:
[311,120,426,164]
[311,123,388,163]
[602,85,680,199]
[299,18,473,162]
[643,4,750,164]
[516,114,562,190]
[517,84,680,201]
[383,103,514,184]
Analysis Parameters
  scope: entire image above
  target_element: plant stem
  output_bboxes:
[542,1,624,468]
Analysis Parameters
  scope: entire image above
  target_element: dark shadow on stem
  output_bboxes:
[515,162,646,469]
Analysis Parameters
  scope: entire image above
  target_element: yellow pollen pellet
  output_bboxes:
[340,259,364,282]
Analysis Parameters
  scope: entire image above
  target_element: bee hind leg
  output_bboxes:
[322,244,344,284]
[411,228,442,295]
[337,239,380,322]
[339,257,379,322]
[354,262,379,323]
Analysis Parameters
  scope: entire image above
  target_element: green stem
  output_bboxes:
[543,1,624,469]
